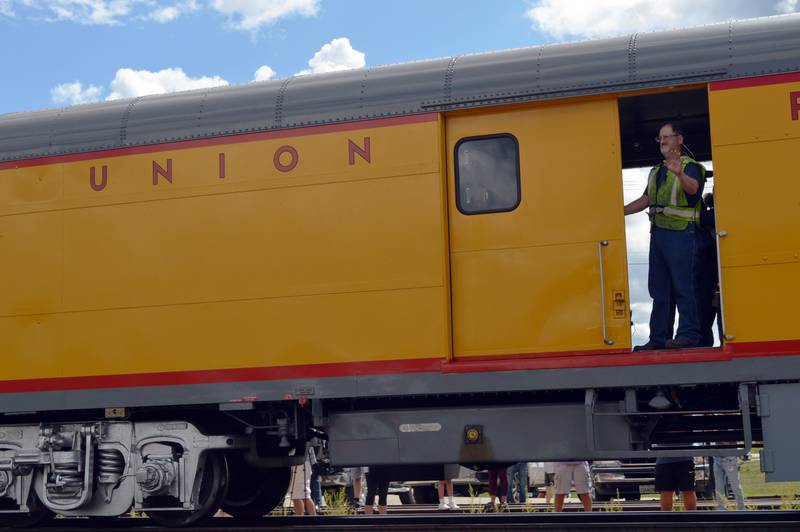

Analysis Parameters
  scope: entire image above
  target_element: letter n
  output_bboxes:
[152,159,173,185]
[791,91,800,121]
[348,137,371,165]
[89,165,108,192]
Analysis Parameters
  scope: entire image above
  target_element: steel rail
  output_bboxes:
[29,510,800,531]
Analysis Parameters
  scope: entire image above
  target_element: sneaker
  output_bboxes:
[438,500,449,510]
[665,337,699,349]
[483,502,496,512]
[499,502,510,512]
[633,341,662,352]
[448,500,461,510]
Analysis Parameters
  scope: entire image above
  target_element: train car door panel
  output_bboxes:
[709,76,800,345]
[446,100,631,359]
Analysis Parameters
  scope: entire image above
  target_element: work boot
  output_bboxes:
[664,337,699,349]
[632,341,662,352]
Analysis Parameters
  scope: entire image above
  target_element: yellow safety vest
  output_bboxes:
[647,156,706,230]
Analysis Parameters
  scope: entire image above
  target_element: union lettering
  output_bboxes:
[89,166,108,192]
[791,91,800,121]
[87,137,372,192]
[348,137,371,165]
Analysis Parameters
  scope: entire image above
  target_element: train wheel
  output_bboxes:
[0,488,54,529]
[147,451,228,528]
[220,454,291,519]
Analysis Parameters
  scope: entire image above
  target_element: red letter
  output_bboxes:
[89,165,108,191]
[218,153,226,179]
[152,159,173,185]
[273,145,298,173]
[348,137,371,165]
[791,91,800,121]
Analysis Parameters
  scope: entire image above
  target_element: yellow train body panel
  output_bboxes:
[709,79,800,344]
[0,118,450,379]
[3,78,799,385]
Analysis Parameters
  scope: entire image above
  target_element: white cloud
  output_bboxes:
[51,81,104,105]
[150,6,179,22]
[0,0,14,16]
[106,67,229,100]
[526,0,799,40]
[297,37,365,75]
[42,0,134,26]
[147,0,198,23]
[253,65,276,81]
[210,0,319,31]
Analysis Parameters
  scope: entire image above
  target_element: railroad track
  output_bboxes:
[20,508,800,532]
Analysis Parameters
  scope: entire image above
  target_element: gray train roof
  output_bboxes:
[2,14,800,164]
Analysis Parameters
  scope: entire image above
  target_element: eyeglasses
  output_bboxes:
[654,134,681,143]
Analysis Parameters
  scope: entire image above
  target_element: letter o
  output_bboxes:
[273,145,299,172]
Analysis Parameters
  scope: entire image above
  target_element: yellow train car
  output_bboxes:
[1,14,799,526]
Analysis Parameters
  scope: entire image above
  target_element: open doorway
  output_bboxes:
[617,88,720,349]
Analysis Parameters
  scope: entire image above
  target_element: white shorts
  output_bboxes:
[554,462,590,495]
[289,461,312,500]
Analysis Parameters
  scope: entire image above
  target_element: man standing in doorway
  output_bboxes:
[624,123,706,350]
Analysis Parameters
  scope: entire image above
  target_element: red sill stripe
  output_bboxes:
[0,113,439,171]
[710,71,800,91]
[0,340,798,395]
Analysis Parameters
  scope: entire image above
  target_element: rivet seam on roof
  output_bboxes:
[627,33,639,80]
[275,78,292,128]
[535,46,544,89]
[727,21,734,68]
[120,97,143,145]
[196,90,210,131]
[359,69,370,110]
[46,108,64,150]
[443,56,461,101]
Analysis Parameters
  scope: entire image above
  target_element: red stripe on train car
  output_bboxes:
[1,340,798,395]
[0,358,445,394]
[710,71,800,91]
[0,113,439,171]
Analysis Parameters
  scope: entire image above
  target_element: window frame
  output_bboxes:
[454,132,521,216]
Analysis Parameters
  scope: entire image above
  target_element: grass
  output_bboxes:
[739,451,800,498]
[466,484,486,513]
[269,496,290,516]
[322,487,356,516]
[599,490,624,512]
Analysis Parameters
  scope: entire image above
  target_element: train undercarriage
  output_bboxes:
[0,380,797,527]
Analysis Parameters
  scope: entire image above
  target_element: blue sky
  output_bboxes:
[0,0,796,114]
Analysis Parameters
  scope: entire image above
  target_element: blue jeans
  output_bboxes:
[506,463,528,503]
[648,226,702,346]
[310,473,323,506]
[713,457,745,510]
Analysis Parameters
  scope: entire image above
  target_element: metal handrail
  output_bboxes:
[598,240,614,345]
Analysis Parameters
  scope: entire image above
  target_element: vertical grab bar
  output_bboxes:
[598,240,614,345]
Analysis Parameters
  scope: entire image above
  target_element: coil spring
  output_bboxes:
[53,462,82,489]
[96,449,125,484]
